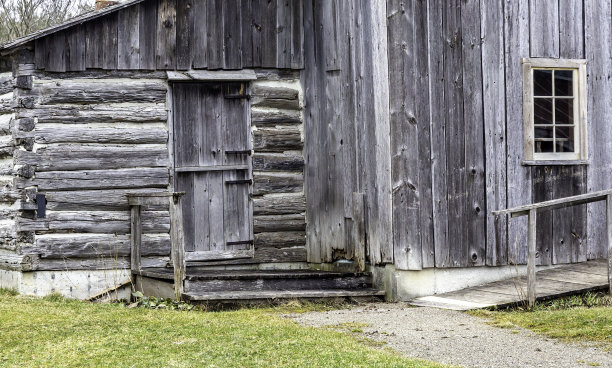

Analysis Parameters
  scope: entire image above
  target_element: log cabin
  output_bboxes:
[0,0,610,302]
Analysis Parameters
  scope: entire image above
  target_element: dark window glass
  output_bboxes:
[555,126,572,139]
[534,70,552,96]
[556,139,574,153]
[554,70,573,96]
[535,127,553,139]
[534,98,553,124]
[535,140,554,153]
[555,99,574,124]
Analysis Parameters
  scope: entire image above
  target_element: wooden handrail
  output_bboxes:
[494,189,612,308]
[128,192,185,301]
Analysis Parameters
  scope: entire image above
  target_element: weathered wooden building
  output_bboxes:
[0,0,610,300]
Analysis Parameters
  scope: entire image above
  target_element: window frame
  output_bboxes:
[521,58,588,164]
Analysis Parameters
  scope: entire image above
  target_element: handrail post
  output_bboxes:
[527,208,537,308]
[130,204,142,279]
[607,194,612,296]
[170,192,185,301]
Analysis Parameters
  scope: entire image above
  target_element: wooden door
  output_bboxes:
[172,82,253,261]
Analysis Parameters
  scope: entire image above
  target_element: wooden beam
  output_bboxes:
[169,193,185,301]
[492,189,612,217]
[130,205,142,275]
[607,194,612,296]
[527,208,537,308]
[166,70,258,81]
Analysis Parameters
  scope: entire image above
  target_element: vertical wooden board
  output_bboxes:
[118,5,140,70]
[175,0,194,70]
[176,173,196,252]
[223,171,251,250]
[174,84,199,167]
[276,0,292,68]
[571,166,587,263]
[66,25,86,71]
[172,84,185,166]
[206,0,224,69]
[338,0,356,220]
[139,1,158,70]
[559,0,584,58]
[34,38,48,70]
[363,0,393,264]
[47,32,67,73]
[428,0,449,268]
[191,0,208,69]
[223,84,249,167]
[505,0,531,265]
[414,0,434,268]
[208,171,225,252]
[102,13,119,70]
[241,0,254,67]
[529,0,559,58]
[462,0,485,267]
[444,0,466,267]
[193,172,211,251]
[156,0,177,70]
[290,0,304,68]
[251,0,263,67]
[321,0,339,71]
[482,0,508,266]
[203,84,224,166]
[551,167,576,264]
[301,0,322,263]
[86,20,104,69]
[223,0,243,69]
[260,0,277,68]
[387,0,421,270]
[532,166,553,265]
[585,0,612,260]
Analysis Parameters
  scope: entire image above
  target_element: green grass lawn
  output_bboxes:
[470,292,612,349]
[0,289,447,368]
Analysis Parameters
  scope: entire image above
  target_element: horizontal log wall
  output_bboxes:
[239,74,306,264]
[33,0,304,72]
[0,72,17,256]
[10,67,171,271]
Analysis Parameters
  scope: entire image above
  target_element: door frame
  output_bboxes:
[167,76,255,262]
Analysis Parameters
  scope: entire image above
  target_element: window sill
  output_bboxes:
[521,160,589,166]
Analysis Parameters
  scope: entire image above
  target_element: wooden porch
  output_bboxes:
[409,259,609,310]
[127,192,384,304]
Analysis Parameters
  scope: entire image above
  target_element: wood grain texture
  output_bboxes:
[529,0,559,58]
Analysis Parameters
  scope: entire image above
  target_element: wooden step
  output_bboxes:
[183,270,373,293]
[183,288,386,302]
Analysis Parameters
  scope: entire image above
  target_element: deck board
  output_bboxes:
[409,260,609,310]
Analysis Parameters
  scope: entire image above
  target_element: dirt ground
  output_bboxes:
[287,303,612,368]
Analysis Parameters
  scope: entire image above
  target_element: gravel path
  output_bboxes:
[287,303,612,368]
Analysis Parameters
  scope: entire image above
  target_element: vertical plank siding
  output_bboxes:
[585,1,612,260]
[381,0,598,270]
[32,0,304,72]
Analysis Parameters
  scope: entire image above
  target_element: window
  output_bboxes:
[522,58,587,163]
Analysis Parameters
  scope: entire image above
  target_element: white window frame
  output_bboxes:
[521,58,588,164]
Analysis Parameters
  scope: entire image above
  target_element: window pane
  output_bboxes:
[534,126,553,139]
[555,98,574,124]
[535,140,554,153]
[554,70,573,96]
[556,139,574,153]
[534,98,553,124]
[555,126,572,139]
[534,70,552,96]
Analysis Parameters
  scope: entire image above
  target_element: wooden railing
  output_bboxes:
[127,192,185,301]
[493,189,612,308]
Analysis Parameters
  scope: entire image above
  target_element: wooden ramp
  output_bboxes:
[409,260,609,310]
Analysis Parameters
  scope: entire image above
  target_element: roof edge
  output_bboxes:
[1,0,147,51]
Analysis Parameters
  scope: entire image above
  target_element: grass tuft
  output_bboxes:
[469,292,612,349]
[0,288,18,296]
